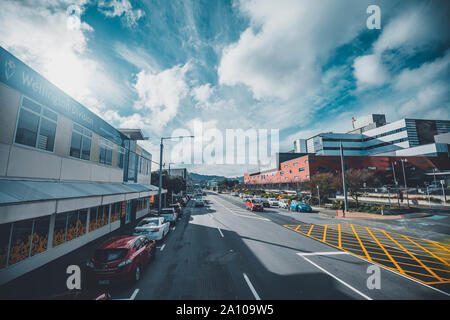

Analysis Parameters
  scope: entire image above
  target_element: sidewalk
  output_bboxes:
[313,206,431,220]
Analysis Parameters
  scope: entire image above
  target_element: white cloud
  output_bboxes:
[218,0,370,100]
[98,0,145,28]
[0,0,127,115]
[398,83,449,117]
[133,63,191,132]
[393,51,450,91]
[353,54,388,88]
[353,3,450,90]
[192,84,213,104]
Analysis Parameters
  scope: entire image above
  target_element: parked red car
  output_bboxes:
[86,235,156,285]
[246,199,264,212]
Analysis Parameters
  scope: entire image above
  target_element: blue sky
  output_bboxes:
[0,0,449,176]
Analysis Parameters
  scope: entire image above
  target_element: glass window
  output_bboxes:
[15,108,39,147]
[15,97,57,151]
[37,118,56,151]
[111,203,121,223]
[53,212,67,247]
[99,138,113,166]
[81,138,91,160]
[0,223,12,269]
[31,216,49,256]
[118,147,125,169]
[77,209,88,237]
[89,207,98,232]
[9,219,33,265]
[70,131,82,158]
[66,211,78,242]
[70,124,91,160]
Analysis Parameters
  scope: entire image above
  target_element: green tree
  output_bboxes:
[344,169,375,207]
[304,173,340,203]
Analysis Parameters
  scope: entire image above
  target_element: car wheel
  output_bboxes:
[296,207,300,212]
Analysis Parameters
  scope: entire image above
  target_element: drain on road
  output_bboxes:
[284,223,450,286]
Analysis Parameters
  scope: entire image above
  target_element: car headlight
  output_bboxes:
[86,261,94,268]
[118,259,133,267]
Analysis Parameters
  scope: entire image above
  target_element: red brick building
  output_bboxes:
[244,155,450,186]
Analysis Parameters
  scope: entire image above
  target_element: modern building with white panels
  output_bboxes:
[0,46,165,285]
[294,114,450,157]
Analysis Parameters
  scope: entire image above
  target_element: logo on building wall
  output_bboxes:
[5,59,15,80]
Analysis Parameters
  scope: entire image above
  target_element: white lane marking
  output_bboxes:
[296,254,372,300]
[297,252,350,256]
[129,289,140,300]
[217,227,224,238]
[172,227,176,231]
[160,244,166,251]
[243,273,261,300]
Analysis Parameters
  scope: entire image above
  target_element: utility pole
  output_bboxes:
[400,159,409,208]
[158,136,194,214]
[340,141,348,216]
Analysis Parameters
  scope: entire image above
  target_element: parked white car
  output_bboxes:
[133,217,170,241]
[267,198,279,207]
[159,208,178,225]
[279,199,290,209]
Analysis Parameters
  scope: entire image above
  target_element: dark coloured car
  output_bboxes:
[86,235,156,285]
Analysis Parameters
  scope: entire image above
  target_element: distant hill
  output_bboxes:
[189,172,243,183]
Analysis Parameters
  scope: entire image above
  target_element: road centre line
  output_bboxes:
[297,252,350,256]
[243,273,261,300]
[296,254,372,300]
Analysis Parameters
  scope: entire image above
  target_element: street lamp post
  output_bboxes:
[340,141,348,216]
[400,159,409,208]
[158,136,194,214]
[317,185,320,207]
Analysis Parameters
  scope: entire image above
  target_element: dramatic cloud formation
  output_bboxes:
[98,0,145,28]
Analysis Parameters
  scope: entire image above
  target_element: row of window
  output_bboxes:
[0,203,123,270]
[14,96,151,174]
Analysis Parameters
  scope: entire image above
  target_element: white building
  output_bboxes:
[294,114,450,158]
[0,46,165,285]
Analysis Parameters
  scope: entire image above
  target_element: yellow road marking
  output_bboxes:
[338,224,342,249]
[381,230,443,282]
[307,225,314,236]
[365,227,406,275]
[351,224,372,261]
[402,235,450,267]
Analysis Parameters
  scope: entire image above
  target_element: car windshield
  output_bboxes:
[137,219,159,227]
[252,199,261,203]
[94,248,128,262]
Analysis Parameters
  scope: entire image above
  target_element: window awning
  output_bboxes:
[0,180,164,205]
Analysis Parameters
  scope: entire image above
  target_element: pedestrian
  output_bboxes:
[399,191,404,203]
[340,201,345,216]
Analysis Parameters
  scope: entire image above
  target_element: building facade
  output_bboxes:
[0,46,163,285]
[294,115,450,157]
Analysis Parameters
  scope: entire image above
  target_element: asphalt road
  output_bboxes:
[112,192,449,300]
[1,191,449,300]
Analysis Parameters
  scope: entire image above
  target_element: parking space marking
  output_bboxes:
[217,227,224,238]
[160,244,166,251]
[130,289,140,300]
[284,223,450,287]
[297,254,372,300]
[243,273,261,300]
